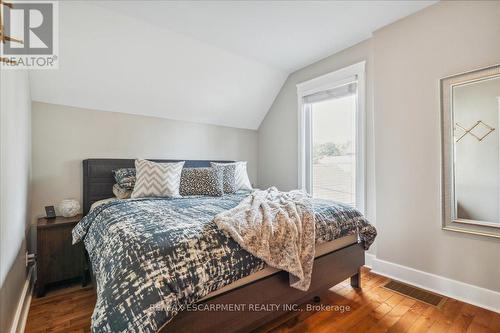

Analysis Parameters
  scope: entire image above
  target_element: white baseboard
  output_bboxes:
[371,257,500,314]
[364,253,375,269]
[9,266,34,333]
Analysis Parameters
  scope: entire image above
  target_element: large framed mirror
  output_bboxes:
[441,64,500,238]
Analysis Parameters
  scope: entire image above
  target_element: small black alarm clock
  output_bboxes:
[45,205,56,219]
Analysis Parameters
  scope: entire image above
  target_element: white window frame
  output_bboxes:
[296,61,366,213]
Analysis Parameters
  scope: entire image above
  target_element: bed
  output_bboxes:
[76,159,376,333]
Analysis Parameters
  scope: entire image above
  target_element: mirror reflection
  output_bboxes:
[453,76,500,224]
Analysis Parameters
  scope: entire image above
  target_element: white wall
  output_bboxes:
[258,39,377,237]
[31,102,258,218]
[258,0,500,295]
[373,1,500,292]
[0,70,31,333]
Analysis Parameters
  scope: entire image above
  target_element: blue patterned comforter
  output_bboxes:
[73,191,376,333]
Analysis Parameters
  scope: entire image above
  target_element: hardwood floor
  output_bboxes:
[25,267,500,333]
[25,284,96,333]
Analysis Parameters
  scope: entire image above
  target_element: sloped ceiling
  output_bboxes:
[30,1,435,130]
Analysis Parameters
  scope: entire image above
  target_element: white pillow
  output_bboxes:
[131,159,185,198]
[235,161,252,190]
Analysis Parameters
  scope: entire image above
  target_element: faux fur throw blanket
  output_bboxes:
[214,187,315,291]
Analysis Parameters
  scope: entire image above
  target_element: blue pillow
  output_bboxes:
[112,168,136,190]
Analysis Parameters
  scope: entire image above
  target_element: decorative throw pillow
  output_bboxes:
[211,162,237,193]
[112,168,136,190]
[113,183,132,199]
[235,161,252,190]
[131,159,185,198]
[180,167,224,196]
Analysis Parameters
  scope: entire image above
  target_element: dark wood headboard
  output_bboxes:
[82,159,234,215]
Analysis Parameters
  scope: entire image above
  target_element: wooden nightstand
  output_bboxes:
[36,214,87,297]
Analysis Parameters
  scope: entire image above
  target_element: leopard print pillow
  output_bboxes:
[180,167,224,196]
[211,162,237,194]
[112,184,132,199]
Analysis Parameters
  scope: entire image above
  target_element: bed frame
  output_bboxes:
[82,159,364,333]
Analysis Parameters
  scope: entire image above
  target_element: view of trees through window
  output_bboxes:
[311,95,356,206]
[313,141,352,163]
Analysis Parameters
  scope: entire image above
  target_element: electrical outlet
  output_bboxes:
[25,251,36,267]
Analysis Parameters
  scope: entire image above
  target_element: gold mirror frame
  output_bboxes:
[440,64,500,238]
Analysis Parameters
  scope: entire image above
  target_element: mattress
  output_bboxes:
[200,234,358,301]
[76,194,375,333]
[89,197,360,302]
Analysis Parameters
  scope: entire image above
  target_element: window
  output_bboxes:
[297,62,365,213]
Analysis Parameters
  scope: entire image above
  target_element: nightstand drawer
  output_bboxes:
[36,214,85,297]
[38,226,83,281]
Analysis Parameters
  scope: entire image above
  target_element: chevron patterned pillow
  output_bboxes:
[131,159,185,198]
